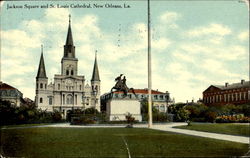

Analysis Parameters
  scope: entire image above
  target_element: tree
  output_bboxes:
[168,103,190,122]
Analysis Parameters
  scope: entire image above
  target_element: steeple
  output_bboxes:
[36,45,47,79]
[91,51,100,81]
[66,14,73,46]
[63,14,75,58]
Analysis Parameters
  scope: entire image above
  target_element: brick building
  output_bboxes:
[203,80,250,106]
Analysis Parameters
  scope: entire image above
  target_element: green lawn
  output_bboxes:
[0,127,248,158]
[174,123,250,137]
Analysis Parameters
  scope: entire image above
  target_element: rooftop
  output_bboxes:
[113,89,167,95]
[213,80,250,90]
[0,82,16,90]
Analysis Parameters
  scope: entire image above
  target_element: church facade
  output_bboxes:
[35,17,101,115]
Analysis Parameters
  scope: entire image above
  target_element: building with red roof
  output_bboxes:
[101,88,172,113]
[0,81,24,106]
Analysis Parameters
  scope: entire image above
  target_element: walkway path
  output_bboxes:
[2,123,249,144]
[151,123,249,144]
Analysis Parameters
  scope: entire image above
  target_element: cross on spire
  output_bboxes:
[41,44,43,53]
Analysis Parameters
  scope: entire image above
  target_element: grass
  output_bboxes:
[0,127,248,158]
[174,123,250,137]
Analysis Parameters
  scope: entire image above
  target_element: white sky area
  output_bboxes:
[0,1,249,103]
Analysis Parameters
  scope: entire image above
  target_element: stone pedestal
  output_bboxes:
[106,99,142,122]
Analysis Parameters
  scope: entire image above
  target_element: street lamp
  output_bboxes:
[82,95,86,115]
[93,89,97,115]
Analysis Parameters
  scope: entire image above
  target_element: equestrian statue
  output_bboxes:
[111,74,136,97]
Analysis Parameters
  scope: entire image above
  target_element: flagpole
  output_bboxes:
[147,0,153,128]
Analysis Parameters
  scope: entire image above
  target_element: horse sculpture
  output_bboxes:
[111,74,136,97]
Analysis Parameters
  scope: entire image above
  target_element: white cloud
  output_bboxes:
[173,51,194,63]
[2,30,41,48]
[238,30,249,41]
[152,38,171,50]
[187,23,231,37]
[159,11,180,29]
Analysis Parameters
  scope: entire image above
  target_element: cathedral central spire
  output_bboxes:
[63,14,75,58]
[66,14,73,46]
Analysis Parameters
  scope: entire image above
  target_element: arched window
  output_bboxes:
[45,84,47,89]
[40,97,43,103]
[58,84,60,90]
[160,105,165,112]
[66,94,73,104]
[66,70,69,76]
[155,105,159,111]
[40,83,43,89]
[71,70,74,75]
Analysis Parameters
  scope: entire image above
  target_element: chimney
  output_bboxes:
[241,79,245,84]
[225,82,228,87]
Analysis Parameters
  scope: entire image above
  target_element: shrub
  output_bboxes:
[215,114,250,123]
[205,111,217,123]
[125,113,135,125]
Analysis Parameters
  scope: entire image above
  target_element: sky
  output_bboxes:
[0,0,249,103]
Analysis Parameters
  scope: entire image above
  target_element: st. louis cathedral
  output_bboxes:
[35,16,101,115]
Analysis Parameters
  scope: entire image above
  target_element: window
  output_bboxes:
[40,83,43,89]
[63,94,65,105]
[40,97,43,103]
[71,70,74,75]
[75,95,77,104]
[160,95,163,100]
[154,95,158,100]
[80,85,82,90]
[49,97,52,105]
[58,84,60,90]
[155,105,159,111]
[45,84,47,89]
[66,70,69,76]
[160,105,165,112]
[66,94,73,104]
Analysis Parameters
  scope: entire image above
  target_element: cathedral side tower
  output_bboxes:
[91,52,101,111]
[35,45,50,110]
[61,15,78,77]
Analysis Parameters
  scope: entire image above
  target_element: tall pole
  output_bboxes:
[147,0,153,128]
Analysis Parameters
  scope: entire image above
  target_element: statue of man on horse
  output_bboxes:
[111,74,136,97]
